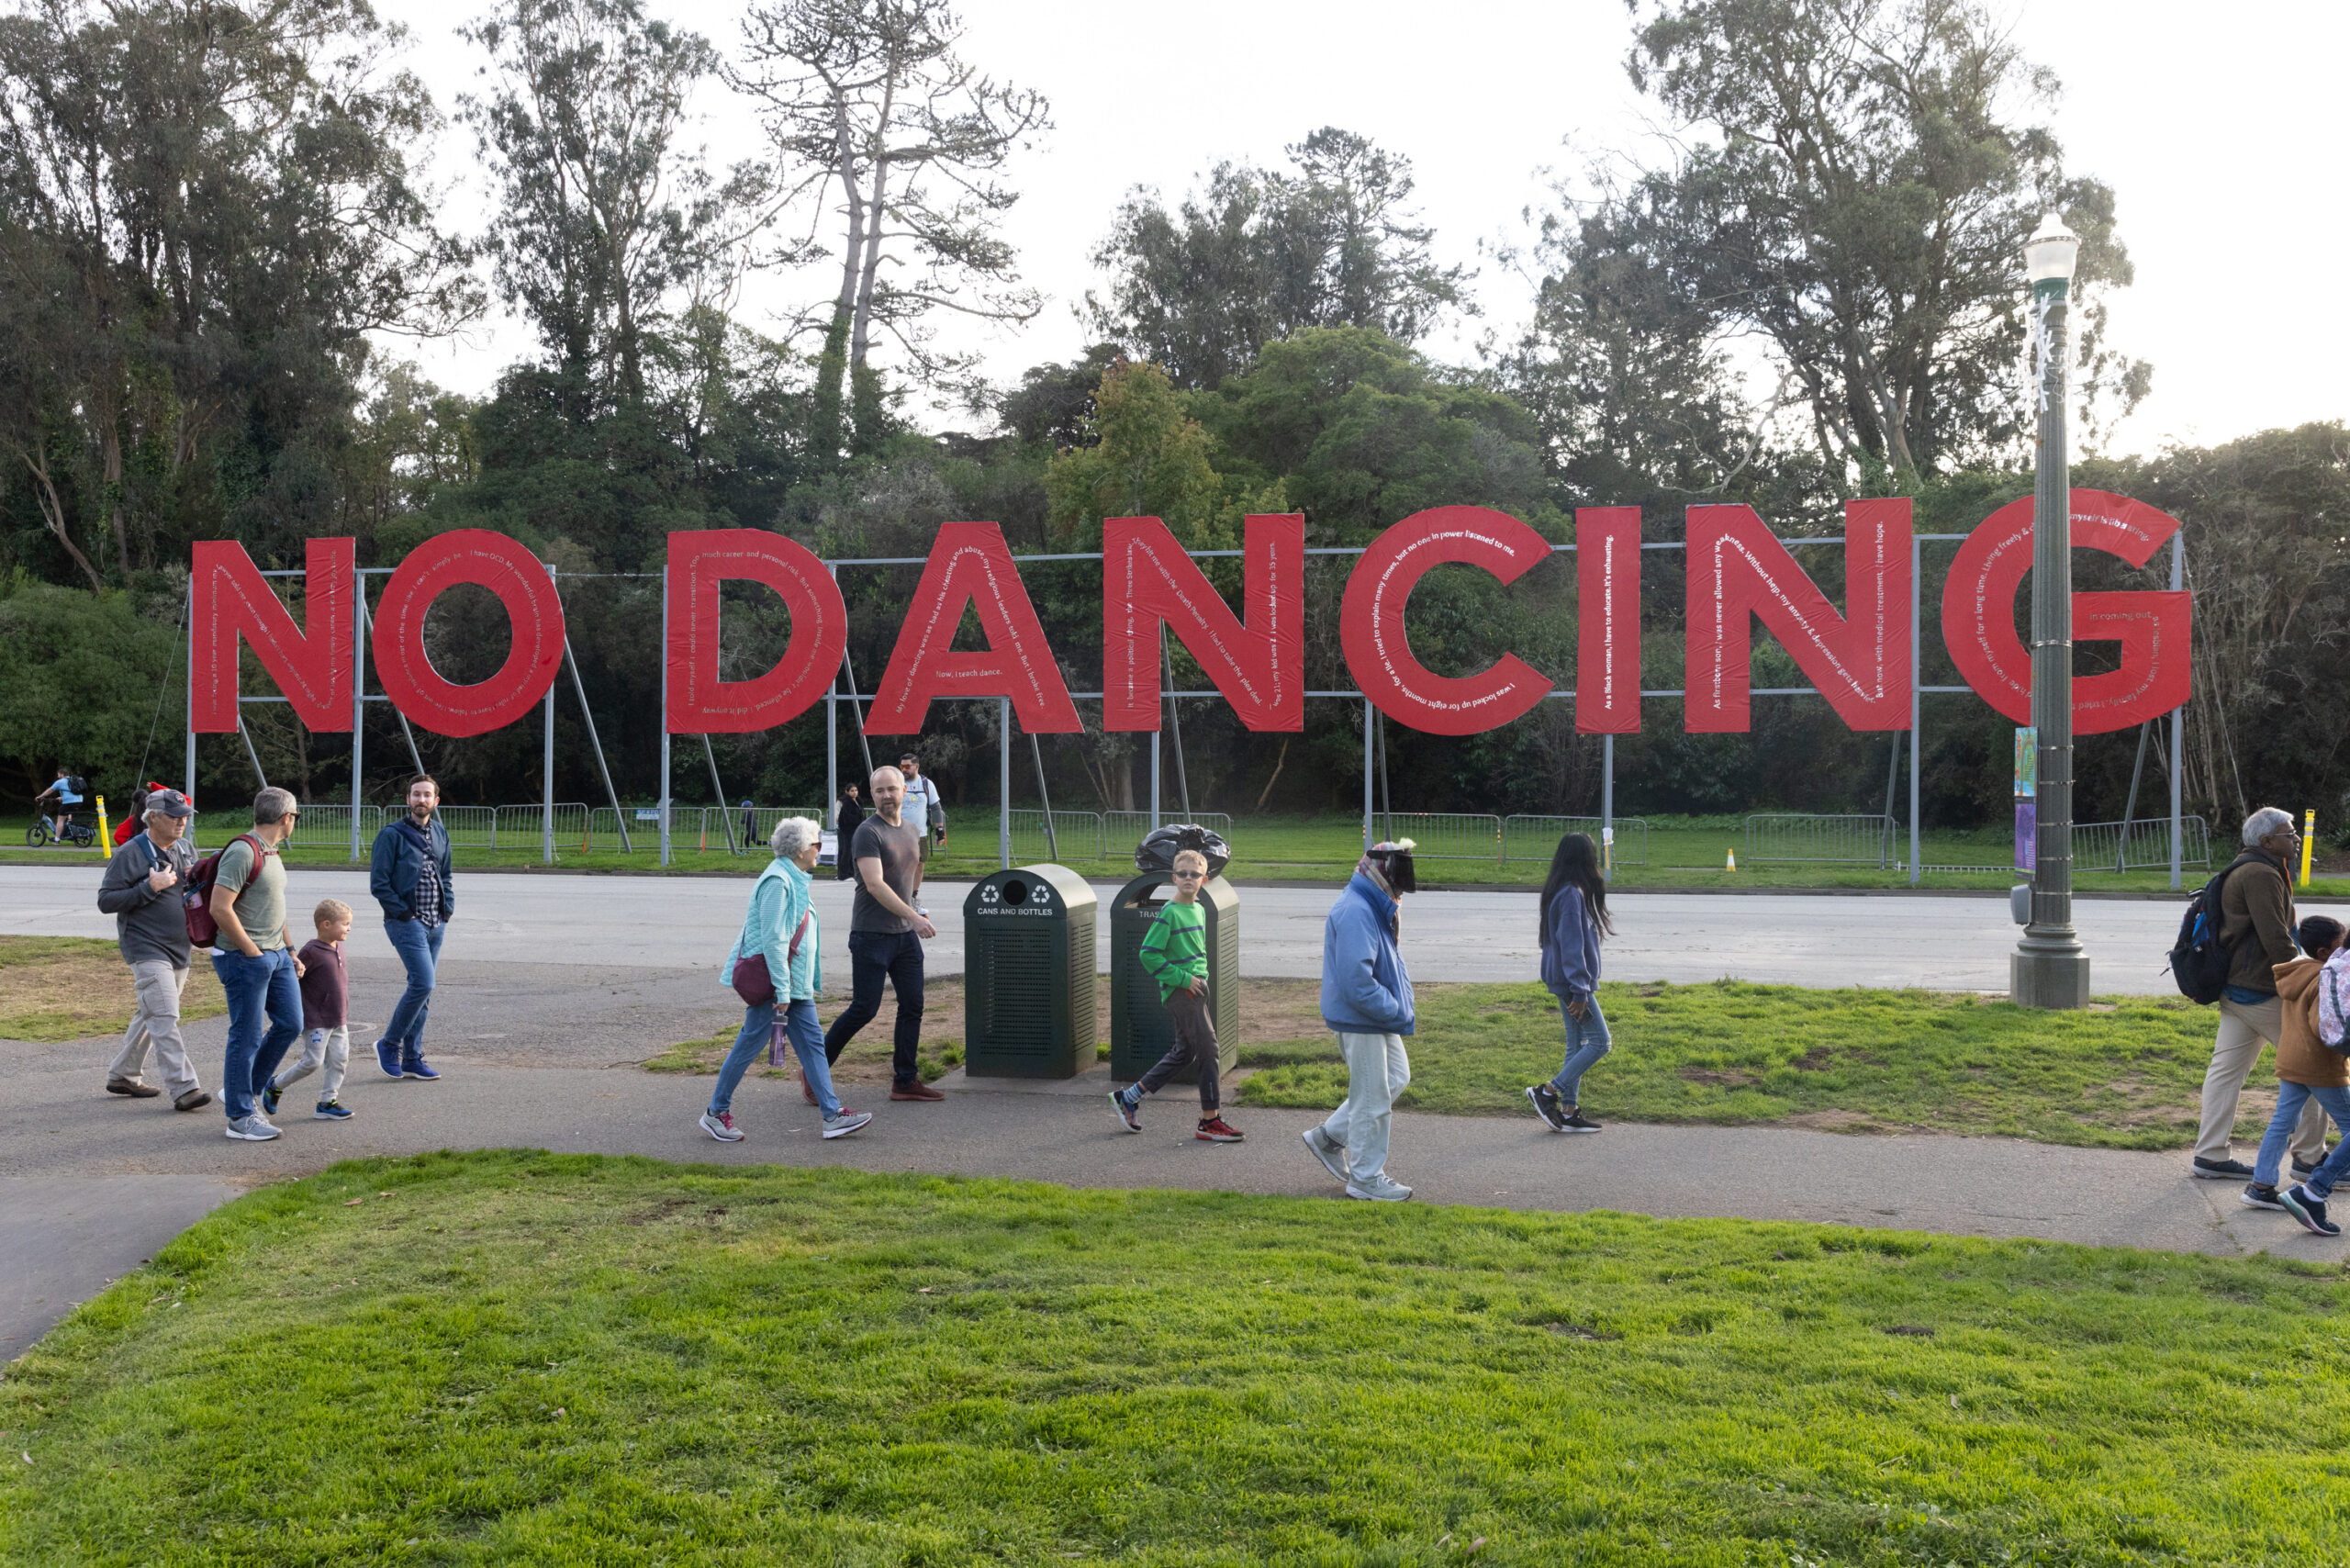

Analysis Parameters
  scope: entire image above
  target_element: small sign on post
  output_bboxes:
[2014,726,2037,873]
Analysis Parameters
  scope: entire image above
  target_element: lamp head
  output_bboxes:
[2023,212,2080,286]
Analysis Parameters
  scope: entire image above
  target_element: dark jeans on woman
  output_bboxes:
[212,946,302,1123]
[1135,988,1221,1113]
[823,929,924,1086]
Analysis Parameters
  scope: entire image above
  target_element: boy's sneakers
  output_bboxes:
[2280,1184,2341,1237]
[400,1050,440,1081]
[2191,1156,2254,1181]
[822,1109,873,1139]
[1526,1084,1568,1131]
[375,1039,403,1079]
[261,1083,283,1117]
[1195,1115,1244,1142]
[314,1100,353,1121]
[1302,1126,1348,1183]
[2242,1182,2288,1212]
[1560,1109,1604,1134]
[1345,1172,1412,1202]
[1109,1088,1141,1132]
[699,1110,744,1142]
[225,1115,280,1142]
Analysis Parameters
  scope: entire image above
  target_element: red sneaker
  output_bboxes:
[1195,1116,1244,1142]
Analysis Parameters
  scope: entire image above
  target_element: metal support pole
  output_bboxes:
[840,644,875,781]
[2012,241,2089,1007]
[1375,711,1393,845]
[659,566,672,868]
[1601,733,1614,881]
[826,566,841,814]
[185,594,197,840]
[1909,532,1922,888]
[1362,699,1374,851]
[357,591,425,777]
[2118,720,2152,872]
[701,734,736,854]
[1149,729,1160,831]
[565,635,630,853]
[999,698,1012,869]
[2170,532,2185,891]
[351,562,365,862]
[543,563,556,866]
[236,716,268,789]
[1161,625,1191,821]
[1030,733,1058,860]
[1880,735,1900,870]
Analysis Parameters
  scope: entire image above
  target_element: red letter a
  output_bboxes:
[192,537,353,733]
[867,522,1081,734]
[1102,513,1303,732]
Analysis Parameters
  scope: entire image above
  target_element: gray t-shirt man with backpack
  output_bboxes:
[2189,806,2329,1182]
[94,789,210,1112]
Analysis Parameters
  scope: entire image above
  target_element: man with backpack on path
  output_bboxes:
[368,775,453,1083]
[206,788,305,1142]
[2189,807,2329,1182]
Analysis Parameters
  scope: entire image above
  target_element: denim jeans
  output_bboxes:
[211,946,301,1123]
[380,916,447,1057]
[824,930,924,1085]
[2255,1081,2350,1196]
[1548,992,1612,1106]
[711,999,841,1119]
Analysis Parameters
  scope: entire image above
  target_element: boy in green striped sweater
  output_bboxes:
[1111,849,1243,1141]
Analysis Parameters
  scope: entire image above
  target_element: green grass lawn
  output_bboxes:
[1235,980,2248,1151]
[6,1152,2348,1565]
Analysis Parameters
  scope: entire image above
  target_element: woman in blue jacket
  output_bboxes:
[1527,833,1612,1133]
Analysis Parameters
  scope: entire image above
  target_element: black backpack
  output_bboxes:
[2168,855,2255,1004]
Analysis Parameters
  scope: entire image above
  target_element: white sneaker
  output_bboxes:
[1302,1126,1348,1183]
[699,1110,744,1142]
[1345,1172,1412,1202]
[822,1109,873,1139]
[225,1114,281,1142]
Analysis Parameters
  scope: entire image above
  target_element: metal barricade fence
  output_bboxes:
[2072,815,2211,873]
[1009,809,1105,863]
[1745,814,1901,866]
[1502,816,1650,868]
[283,803,378,851]
[1368,812,1503,861]
[491,803,592,852]
[1102,811,1234,860]
[433,805,498,850]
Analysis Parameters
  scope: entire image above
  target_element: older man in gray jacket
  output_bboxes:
[95,789,211,1111]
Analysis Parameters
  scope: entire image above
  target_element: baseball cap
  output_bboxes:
[145,788,195,818]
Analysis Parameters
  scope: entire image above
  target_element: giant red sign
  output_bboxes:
[189,495,2193,740]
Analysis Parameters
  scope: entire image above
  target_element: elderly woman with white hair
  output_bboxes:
[702,815,870,1142]
[2190,806,2329,1183]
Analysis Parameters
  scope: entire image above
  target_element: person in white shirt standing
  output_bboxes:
[897,752,944,900]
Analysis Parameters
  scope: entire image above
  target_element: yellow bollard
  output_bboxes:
[94,795,110,851]
[2301,809,2317,887]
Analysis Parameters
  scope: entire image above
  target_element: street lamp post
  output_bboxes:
[2012,213,2091,1009]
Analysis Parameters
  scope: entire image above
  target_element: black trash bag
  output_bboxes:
[1135,823,1232,877]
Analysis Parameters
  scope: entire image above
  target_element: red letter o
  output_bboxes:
[373,531,566,738]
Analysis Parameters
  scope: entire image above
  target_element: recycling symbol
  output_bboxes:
[980,885,1000,903]
[1029,883,1051,905]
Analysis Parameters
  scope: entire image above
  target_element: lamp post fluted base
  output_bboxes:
[2011,931,2091,1010]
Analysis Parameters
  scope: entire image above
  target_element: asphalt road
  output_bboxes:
[1,863,2284,992]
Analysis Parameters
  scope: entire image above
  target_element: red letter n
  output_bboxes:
[191,537,353,733]
[1103,513,1304,733]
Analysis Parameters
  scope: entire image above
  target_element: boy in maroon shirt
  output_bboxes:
[263,900,354,1121]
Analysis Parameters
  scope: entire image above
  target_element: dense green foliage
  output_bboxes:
[8,1152,2350,1564]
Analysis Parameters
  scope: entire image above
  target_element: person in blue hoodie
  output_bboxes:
[1526,832,1613,1133]
[366,775,453,1081]
[1302,839,1418,1201]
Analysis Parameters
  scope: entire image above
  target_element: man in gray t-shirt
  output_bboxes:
[208,788,307,1140]
[824,767,942,1100]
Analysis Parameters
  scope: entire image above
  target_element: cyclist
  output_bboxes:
[35,768,84,842]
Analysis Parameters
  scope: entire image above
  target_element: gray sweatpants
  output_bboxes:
[271,1025,351,1103]
[106,960,200,1098]
[1322,1031,1410,1182]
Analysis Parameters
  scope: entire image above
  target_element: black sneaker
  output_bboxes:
[1560,1109,1603,1134]
[2291,1152,2332,1182]
[2191,1156,2255,1181]
[1525,1083,1568,1131]
[2242,1182,2288,1212]
[1109,1088,1140,1133]
[2280,1184,2342,1237]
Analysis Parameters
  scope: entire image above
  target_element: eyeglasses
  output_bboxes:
[1172,869,1204,879]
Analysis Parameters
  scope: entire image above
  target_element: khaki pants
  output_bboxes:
[106,960,200,1098]
[2199,994,2327,1165]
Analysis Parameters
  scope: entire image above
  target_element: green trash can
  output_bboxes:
[1110,871,1239,1083]
[963,864,1097,1079]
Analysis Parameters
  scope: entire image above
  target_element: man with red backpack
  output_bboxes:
[203,788,307,1142]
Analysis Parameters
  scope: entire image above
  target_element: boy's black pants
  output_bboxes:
[1136,988,1220,1114]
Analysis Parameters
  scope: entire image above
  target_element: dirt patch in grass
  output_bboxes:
[0,935,226,1043]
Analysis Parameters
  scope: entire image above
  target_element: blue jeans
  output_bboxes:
[380,917,447,1057]
[2255,1081,2350,1196]
[1548,991,1612,1106]
[212,946,302,1123]
[711,999,840,1119]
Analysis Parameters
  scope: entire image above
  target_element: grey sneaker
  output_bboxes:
[225,1114,280,1142]
[699,1110,744,1142]
[822,1109,873,1139]
[1345,1172,1412,1203]
[1302,1126,1348,1183]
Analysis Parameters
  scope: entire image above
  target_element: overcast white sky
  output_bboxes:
[391,0,2345,460]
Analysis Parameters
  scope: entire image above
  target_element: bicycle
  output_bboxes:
[26,804,95,848]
